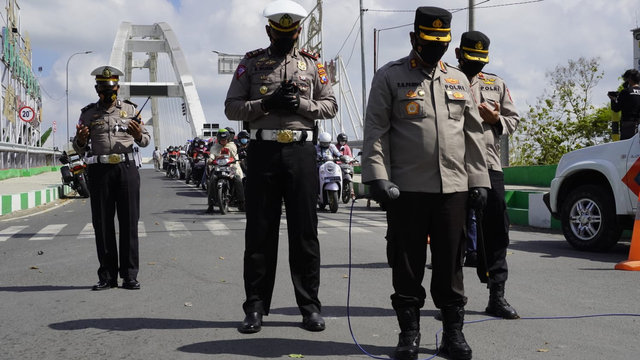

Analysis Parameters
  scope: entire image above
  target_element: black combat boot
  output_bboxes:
[486,282,520,319]
[439,306,472,360]
[394,307,421,360]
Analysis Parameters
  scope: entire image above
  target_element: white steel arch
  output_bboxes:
[108,22,206,149]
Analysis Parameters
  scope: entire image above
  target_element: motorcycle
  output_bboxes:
[187,149,206,187]
[338,155,358,204]
[207,148,237,215]
[317,156,343,213]
[177,150,188,180]
[59,151,90,198]
[166,152,179,179]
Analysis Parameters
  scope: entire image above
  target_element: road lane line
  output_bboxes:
[138,221,147,237]
[29,224,67,241]
[164,221,191,237]
[320,220,371,233]
[203,220,232,236]
[78,223,94,239]
[0,226,28,241]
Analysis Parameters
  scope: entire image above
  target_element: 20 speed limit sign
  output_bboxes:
[19,106,35,122]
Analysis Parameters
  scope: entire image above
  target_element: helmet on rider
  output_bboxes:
[225,127,236,140]
[238,130,250,145]
[217,128,231,143]
[337,133,348,145]
[168,146,175,153]
[318,132,332,148]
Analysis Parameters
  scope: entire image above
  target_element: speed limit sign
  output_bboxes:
[19,106,35,122]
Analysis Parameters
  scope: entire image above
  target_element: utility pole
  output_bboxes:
[360,0,366,120]
[469,0,475,31]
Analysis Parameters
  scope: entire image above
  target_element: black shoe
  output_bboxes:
[302,312,325,331]
[464,252,477,267]
[122,278,140,290]
[238,203,246,212]
[395,330,421,360]
[486,297,520,319]
[205,207,214,214]
[239,312,263,334]
[92,279,118,291]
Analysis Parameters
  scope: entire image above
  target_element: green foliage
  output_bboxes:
[510,57,612,166]
[40,127,52,147]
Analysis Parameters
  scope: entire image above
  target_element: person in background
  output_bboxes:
[609,69,640,140]
[336,133,352,157]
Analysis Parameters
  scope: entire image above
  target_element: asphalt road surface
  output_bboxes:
[1,169,639,360]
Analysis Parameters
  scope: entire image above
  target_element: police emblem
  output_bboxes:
[298,60,307,71]
[279,14,293,28]
[259,86,268,95]
[453,92,465,99]
[236,65,246,79]
[260,74,269,80]
[102,67,112,78]
[475,41,484,50]
[445,78,460,84]
[120,110,127,118]
[433,19,443,28]
[483,79,495,85]
[406,90,417,98]
[406,101,419,115]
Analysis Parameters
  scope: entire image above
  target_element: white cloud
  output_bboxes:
[14,0,640,155]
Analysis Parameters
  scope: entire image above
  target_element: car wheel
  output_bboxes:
[560,184,622,252]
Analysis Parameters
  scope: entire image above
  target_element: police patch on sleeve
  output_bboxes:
[406,101,420,115]
[236,65,246,79]
[317,63,329,84]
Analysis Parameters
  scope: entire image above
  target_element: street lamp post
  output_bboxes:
[66,51,93,148]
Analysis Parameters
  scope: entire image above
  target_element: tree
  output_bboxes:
[510,57,612,166]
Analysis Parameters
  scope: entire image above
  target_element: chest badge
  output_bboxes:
[445,78,460,84]
[405,101,420,115]
[92,114,100,119]
[453,92,465,99]
[119,110,127,118]
[298,60,307,71]
[259,86,269,95]
[410,59,418,69]
[299,85,309,93]
[417,90,425,97]
[260,74,269,80]
[265,60,276,65]
[258,57,269,62]
[406,90,417,98]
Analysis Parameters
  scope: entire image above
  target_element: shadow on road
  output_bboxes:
[508,237,630,264]
[177,338,410,358]
[321,262,389,270]
[49,318,239,331]
[0,285,92,292]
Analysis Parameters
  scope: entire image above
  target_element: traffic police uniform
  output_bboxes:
[72,65,150,290]
[457,31,521,319]
[362,7,489,360]
[224,0,337,333]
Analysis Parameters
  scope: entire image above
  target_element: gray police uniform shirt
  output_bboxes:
[73,100,150,156]
[362,53,490,193]
[470,72,520,172]
[224,46,337,129]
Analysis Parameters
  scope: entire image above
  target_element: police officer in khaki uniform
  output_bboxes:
[225,0,337,334]
[362,7,490,360]
[455,31,520,320]
[73,65,150,291]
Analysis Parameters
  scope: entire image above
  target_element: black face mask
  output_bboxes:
[414,36,449,66]
[623,81,629,89]
[273,37,296,55]
[459,61,486,78]
[99,89,117,104]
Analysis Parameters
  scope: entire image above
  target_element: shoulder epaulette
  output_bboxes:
[245,48,266,58]
[479,70,498,77]
[299,48,319,60]
[439,61,449,73]
[123,99,138,108]
[81,103,94,113]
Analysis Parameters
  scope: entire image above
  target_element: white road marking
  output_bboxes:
[164,221,191,237]
[0,226,28,241]
[29,224,67,241]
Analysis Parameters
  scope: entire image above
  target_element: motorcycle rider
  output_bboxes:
[336,133,353,157]
[237,130,250,176]
[206,128,246,213]
[316,132,341,161]
[166,146,179,177]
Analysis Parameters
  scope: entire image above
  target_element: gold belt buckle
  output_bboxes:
[107,154,122,164]
[276,130,294,143]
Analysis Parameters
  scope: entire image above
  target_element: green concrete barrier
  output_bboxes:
[0,166,61,180]
[503,165,557,187]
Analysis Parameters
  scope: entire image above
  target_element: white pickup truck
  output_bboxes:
[544,135,640,252]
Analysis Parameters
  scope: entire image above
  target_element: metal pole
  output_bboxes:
[373,28,377,74]
[360,0,367,119]
[469,0,475,31]
[66,51,93,150]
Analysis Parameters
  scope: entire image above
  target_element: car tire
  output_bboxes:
[560,184,622,252]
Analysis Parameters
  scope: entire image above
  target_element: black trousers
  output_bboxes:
[386,192,468,310]
[243,140,321,316]
[620,120,637,140]
[88,161,141,281]
[481,170,510,284]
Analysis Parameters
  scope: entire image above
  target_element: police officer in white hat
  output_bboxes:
[73,65,150,291]
[225,0,337,334]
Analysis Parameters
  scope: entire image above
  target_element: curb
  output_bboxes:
[0,185,73,216]
[351,182,559,230]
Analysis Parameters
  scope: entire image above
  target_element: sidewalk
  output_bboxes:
[0,170,71,216]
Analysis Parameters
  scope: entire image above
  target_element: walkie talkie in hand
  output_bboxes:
[132,96,151,124]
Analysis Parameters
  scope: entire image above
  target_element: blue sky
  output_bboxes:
[14,0,640,157]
